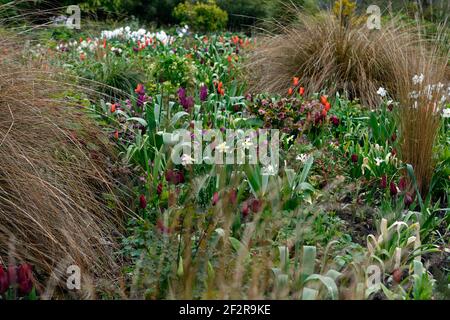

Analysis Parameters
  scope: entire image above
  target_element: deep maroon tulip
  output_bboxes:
[139,194,147,209]
[391,133,397,142]
[330,115,340,126]
[0,266,9,294]
[241,202,249,217]
[200,85,208,102]
[7,265,16,285]
[212,192,219,206]
[250,199,262,213]
[17,264,33,295]
[380,175,387,189]
[157,183,163,196]
[165,170,184,185]
[351,154,358,163]
[390,182,398,196]
[398,177,407,191]
[404,192,413,207]
[392,148,397,157]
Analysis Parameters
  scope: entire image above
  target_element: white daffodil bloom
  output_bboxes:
[443,109,450,118]
[377,87,387,97]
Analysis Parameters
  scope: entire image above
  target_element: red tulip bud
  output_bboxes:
[139,194,147,209]
[17,264,33,295]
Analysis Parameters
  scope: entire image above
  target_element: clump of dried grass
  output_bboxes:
[246,11,423,107]
[394,44,449,195]
[0,31,125,297]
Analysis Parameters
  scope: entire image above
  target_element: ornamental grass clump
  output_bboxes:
[246,10,423,107]
[0,31,124,296]
[394,44,450,196]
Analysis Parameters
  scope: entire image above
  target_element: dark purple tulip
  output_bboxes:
[330,115,340,126]
[17,264,33,295]
[0,266,9,294]
[165,170,185,185]
[200,85,208,102]
[241,202,249,217]
[139,194,147,209]
[351,154,358,163]
[404,192,413,207]
[398,177,407,191]
[250,199,262,213]
[390,182,398,196]
[157,183,163,196]
[380,175,387,189]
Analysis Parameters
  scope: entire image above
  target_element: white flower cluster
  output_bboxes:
[409,74,450,115]
[78,39,98,53]
[99,26,188,45]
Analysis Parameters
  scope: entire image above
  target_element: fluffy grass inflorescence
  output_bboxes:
[246,10,425,107]
[0,31,125,297]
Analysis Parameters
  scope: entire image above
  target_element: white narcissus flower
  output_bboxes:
[443,109,450,118]
[374,157,384,166]
[377,87,387,97]
[181,154,194,166]
[216,142,230,153]
[296,154,310,164]
[412,73,424,85]
[242,138,254,149]
[262,164,276,176]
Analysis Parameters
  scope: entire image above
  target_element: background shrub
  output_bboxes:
[173,0,228,32]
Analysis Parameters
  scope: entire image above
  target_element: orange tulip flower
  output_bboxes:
[288,87,293,95]
[110,104,116,113]
[299,87,305,96]
[293,77,299,86]
[320,95,328,105]
[325,102,331,111]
